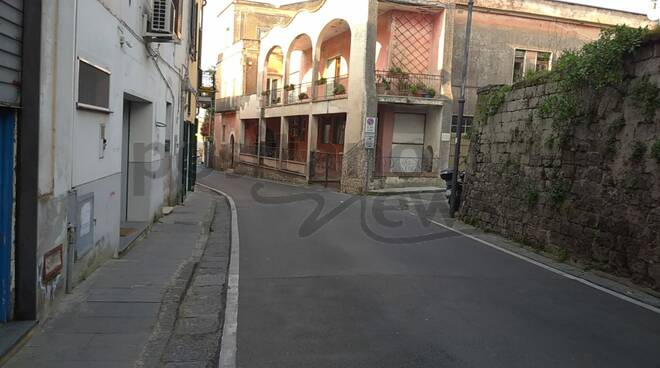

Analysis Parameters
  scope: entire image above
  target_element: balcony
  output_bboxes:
[262,89,282,107]
[375,69,442,99]
[315,75,348,100]
[284,82,313,104]
[216,95,250,112]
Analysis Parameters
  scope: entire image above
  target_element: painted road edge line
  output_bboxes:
[198,183,240,368]
[426,218,660,315]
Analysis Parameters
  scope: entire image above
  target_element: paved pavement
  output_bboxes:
[5,190,231,368]
[197,169,660,368]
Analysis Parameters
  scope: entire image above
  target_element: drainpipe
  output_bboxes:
[449,0,474,218]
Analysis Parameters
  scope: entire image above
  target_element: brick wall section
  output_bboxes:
[460,40,660,290]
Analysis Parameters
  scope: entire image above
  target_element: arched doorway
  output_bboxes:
[230,134,235,168]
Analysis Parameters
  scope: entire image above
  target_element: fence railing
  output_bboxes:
[315,75,349,99]
[375,70,441,98]
[311,152,343,183]
[263,89,283,107]
[284,148,308,163]
[375,156,438,176]
[285,82,314,104]
[239,144,258,156]
[260,145,280,159]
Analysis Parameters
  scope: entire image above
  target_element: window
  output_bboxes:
[391,113,425,173]
[318,115,345,145]
[77,59,110,111]
[322,123,332,144]
[333,120,345,144]
[222,124,226,143]
[451,115,474,134]
[512,49,553,83]
[172,0,183,37]
[326,56,342,79]
[189,1,198,58]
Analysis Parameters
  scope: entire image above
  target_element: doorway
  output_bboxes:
[0,108,15,322]
[119,95,153,251]
[230,134,235,168]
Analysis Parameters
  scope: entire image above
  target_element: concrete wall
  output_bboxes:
[35,0,198,319]
[461,40,660,291]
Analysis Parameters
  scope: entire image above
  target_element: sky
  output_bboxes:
[201,0,653,69]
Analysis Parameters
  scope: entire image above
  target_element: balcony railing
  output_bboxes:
[262,89,283,107]
[285,82,313,104]
[375,70,441,99]
[216,95,250,112]
[315,75,349,99]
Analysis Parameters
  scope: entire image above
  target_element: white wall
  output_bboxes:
[36,0,197,318]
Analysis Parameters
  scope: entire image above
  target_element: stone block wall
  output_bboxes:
[461,41,660,290]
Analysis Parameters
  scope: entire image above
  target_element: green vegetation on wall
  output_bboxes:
[476,85,512,124]
[628,76,660,121]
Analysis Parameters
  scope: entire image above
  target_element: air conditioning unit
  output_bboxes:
[144,0,177,42]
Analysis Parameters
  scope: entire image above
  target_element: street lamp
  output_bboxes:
[649,0,660,21]
[449,0,475,218]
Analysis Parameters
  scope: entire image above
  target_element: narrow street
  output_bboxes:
[198,169,660,368]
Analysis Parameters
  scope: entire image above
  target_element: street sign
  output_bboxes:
[365,117,377,134]
[365,135,375,149]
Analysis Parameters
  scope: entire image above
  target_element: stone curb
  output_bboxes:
[136,198,218,368]
[196,183,240,368]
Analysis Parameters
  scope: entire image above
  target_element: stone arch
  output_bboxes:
[315,19,352,81]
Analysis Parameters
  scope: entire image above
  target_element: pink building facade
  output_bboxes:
[212,0,648,193]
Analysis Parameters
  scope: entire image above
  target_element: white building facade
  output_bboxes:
[0,0,204,323]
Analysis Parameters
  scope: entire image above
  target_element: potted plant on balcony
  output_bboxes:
[426,87,437,98]
[411,82,429,97]
[376,75,391,95]
[316,77,327,97]
[298,92,309,101]
[333,83,346,96]
[387,66,408,80]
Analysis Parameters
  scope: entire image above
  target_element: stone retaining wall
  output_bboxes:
[461,40,660,290]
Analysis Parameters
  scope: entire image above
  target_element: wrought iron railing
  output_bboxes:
[315,75,349,99]
[260,145,280,159]
[311,152,343,183]
[285,82,314,104]
[263,89,283,107]
[375,70,441,98]
[284,149,308,163]
[239,144,258,156]
[375,156,438,176]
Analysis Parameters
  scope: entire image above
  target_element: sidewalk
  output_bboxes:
[4,190,232,368]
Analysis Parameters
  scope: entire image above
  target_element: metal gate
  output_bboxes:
[0,109,15,322]
[310,152,343,186]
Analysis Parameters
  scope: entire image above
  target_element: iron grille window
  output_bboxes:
[78,59,110,111]
[451,115,473,134]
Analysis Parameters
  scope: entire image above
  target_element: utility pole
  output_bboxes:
[449,0,475,218]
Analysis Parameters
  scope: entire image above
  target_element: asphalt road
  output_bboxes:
[197,169,660,368]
